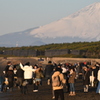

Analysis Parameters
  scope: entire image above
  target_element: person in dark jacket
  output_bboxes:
[16,65,24,89]
[89,65,98,87]
[0,74,5,92]
[3,61,13,75]
[44,61,54,85]
[6,66,14,92]
[83,67,90,93]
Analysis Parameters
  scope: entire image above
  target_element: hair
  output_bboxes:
[48,61,52,63]
[25,62,30,66]
[83,66,87,70]
[70,68,75,72]
[7,61,11,64]
[57,63,62,67]
[55,68,62,73]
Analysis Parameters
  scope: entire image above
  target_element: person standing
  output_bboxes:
[89,65,97,87]
[68,68,76,96]
[0,74,5,93]
[16,65,24,89]
[44,61,54,85]
[52,68,66,100]
[20,62,36,84]
[33,67,44,92]
[96,67,100,94]
[6,66,14,92]
[83,67,90,93]
[3,61,13,75]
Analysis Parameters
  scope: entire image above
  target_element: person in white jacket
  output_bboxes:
[96,68,100,94]
[20,62,36,84]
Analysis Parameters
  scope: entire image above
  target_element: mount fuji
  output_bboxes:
[0,2,100,47]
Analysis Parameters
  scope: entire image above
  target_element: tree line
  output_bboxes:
[0,41,100,58]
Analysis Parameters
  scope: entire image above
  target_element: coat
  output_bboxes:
[96,69,100,93]
[35,71,44,79]
[16,68,24,78]
[68,71,76,83]
[20,63,36,79]
[52,71,66,90]
[44,64,54,78]
[83,70,90,85]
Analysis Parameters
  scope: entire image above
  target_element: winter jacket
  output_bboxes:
[6,70,14,88]
[44,64,54,78]
[68,71,76,83]
[4,65,13,77]
[35,71,44,79]
[83,70,90,85]
[52,71,66,90]
[20,63,36,79]
[16,68,24,78]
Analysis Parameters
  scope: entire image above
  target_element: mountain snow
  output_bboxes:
[30,2,100,41]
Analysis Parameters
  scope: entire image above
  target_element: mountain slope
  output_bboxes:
[0,27,44,47]
[30,2,100,40]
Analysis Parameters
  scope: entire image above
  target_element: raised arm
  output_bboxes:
[20,63,24,70]
[30,65,36,72]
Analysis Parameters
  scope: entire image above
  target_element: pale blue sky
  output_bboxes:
[0,0,100,35]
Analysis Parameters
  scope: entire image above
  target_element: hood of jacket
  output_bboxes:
[52,71,66,90]
[52,71,61,78]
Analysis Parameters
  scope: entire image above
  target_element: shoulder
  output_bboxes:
[59,73,64,80]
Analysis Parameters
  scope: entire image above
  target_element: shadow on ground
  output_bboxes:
[0,78,100,100]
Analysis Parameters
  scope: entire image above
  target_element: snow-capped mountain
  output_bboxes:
[30,2,100,40]
[0,2,100,47]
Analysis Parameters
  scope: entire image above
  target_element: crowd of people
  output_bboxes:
[0,60,100,100]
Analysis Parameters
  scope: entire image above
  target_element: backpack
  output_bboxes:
[52,75,61,87]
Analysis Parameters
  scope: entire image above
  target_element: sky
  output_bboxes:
[0,0,100,36]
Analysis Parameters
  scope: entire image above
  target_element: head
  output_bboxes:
[70,68,74,71]
[7,61,12,65]
[57,63,62,68]
[25,62,30,66]
[48,61,52,64]
[83,66,88,71]
[55,68,62,73]
[34,64,38,69]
